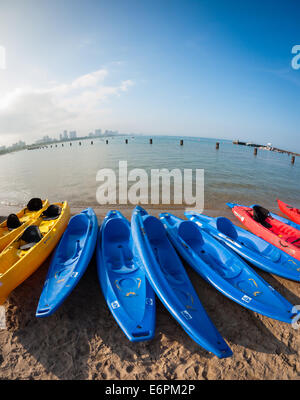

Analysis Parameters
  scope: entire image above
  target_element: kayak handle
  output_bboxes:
[178,236,191,251]
[279,240,288,248]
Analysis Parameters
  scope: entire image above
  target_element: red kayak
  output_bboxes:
[277,199,300,225]
[231,205,300,261]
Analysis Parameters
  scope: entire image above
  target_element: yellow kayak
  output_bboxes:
[0,198,49,252]
[0,201,70,304]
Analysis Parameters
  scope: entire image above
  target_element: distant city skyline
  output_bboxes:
[31,128,121,145]
[0,139,26,154]
[0,1,300,151]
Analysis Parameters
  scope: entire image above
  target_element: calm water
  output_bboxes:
[0,136,299,211]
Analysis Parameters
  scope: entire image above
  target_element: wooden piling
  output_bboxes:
[254,147,257,156]
[91,141,93,145]
[79,142,81,146]
[106,140,108,144]
[150,138,153,144]
[125,139,128,144]
[70,142,72,146]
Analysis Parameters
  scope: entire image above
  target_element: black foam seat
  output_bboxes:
[27,198,43,211]
[19,225,43,250]
[7,214,22,229]
[252,205,272,229]
[42,205,61,220]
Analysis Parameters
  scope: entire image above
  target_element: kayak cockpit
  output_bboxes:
[56,214,89,264]
[0,208,62,275]
[177,220,242,280]
[143,215,185,284]
[103,218,138,273]
[215,217,238,241]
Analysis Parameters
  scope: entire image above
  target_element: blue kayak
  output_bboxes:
[227,202,300,231]
[97,210,155,342]
[160,213,297,324]
[36,208,98,317]
[132,206,232,359]
[185,212,300,282]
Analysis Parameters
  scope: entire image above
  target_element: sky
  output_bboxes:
[0,0,300,150]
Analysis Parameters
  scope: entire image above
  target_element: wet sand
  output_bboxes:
[0,206,299,380]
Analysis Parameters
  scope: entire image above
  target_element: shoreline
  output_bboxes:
[0,203,284,222]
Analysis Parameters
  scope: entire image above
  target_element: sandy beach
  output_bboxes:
[0,206,299,380]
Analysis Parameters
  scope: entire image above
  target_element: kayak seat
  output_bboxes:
[143,215,168,246]
[42,205,61,220]
[215,217,238,241]
[19,225,43,251]
[26,198,43,212]
[252,206,272,228]
[277,224,292,234]
[176,221,240,278]
[59,240,82,265]
[261,244,281,263]
[239,236,264,253]
[200,246,242,280]
[270,223,299,243]
[20,225,43,244]
[154,246,185,285]
[143,216,185,284]
[222,257,242,280]
[177,220,204,248]
[7,214,22,230]
[57,214,88,263]
[104,218,137,272]
[105,218,130,242]
[106,245,135,272]
[284,203,300,214]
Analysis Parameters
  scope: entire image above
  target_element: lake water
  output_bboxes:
[0,135,299,213]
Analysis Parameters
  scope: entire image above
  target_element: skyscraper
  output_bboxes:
[63,130,68,140]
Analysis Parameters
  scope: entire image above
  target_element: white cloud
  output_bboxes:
[0,68,134,144]
[70,69,108,89]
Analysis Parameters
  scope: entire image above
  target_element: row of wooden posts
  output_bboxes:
[43,139,296,164]
[252,146,295,164]
[48,138,197,147]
